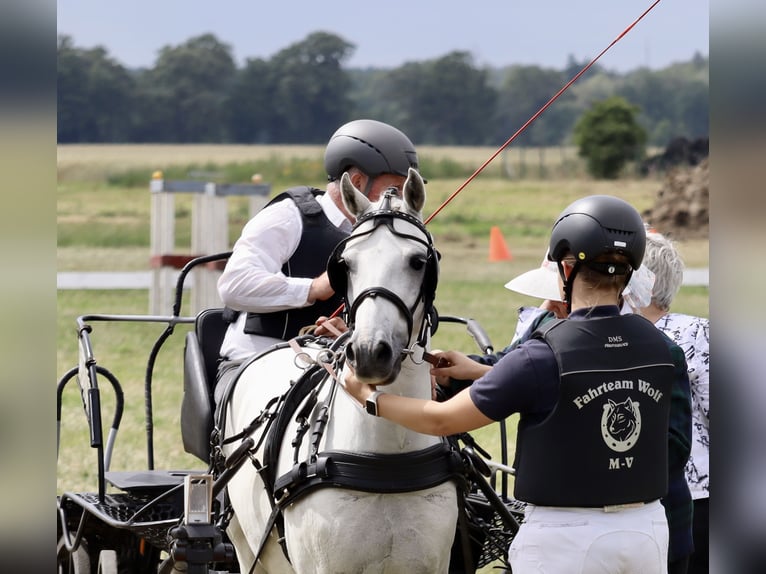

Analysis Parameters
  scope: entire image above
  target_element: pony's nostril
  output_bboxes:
[345,345,356,364]
[374,341,393,364]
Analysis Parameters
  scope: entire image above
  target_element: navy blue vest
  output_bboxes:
[229,187,349,340]
[514,314,674,506]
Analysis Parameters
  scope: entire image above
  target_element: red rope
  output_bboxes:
[424,0,662,224]
[330,0,663,318]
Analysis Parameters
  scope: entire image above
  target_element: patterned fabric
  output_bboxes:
[655,313,710,501]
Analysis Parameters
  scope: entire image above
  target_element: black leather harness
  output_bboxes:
[212,200,470,569]
[212,333,464,567]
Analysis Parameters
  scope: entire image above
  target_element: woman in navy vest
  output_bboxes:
[344,195,692,574]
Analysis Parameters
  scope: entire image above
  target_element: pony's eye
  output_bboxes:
[409,255,426,271]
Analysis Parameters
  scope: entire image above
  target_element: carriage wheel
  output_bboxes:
[56,536,90,574]
[96,549,118,574]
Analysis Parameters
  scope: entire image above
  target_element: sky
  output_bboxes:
[57,0,709,73]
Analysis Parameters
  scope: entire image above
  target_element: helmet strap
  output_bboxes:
[556,260,580,315]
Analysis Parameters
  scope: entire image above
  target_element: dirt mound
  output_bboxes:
[640,137,709,174]
[642,158,709,240]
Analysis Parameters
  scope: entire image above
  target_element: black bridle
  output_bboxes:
[327,192,440,351]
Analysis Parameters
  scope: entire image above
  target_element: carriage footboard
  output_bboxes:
[58,491,183,550]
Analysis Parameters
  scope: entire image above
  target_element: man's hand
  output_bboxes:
[308,272,334,303]
[314,315,348,338]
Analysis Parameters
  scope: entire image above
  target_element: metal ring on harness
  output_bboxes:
[403,343,427,365]
[316,348,337,365]
[292,352,314,370]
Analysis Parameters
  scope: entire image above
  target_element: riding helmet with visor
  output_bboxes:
[324,119,420,182]
[547,195,646,307]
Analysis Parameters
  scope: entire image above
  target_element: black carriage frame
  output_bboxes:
[57,253,524,574]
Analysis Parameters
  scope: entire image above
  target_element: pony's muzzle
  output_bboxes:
[345,338,400,385]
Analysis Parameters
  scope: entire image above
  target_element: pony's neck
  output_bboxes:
[388,352,433,400]
[328,352,440,453]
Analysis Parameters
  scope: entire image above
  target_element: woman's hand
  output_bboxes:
[429,350,491,382]
[540,299,568,318]
[342,366,375,407]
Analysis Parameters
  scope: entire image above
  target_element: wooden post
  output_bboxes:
[150,174,175,315]
[191,185,228,314]
[149,174,271,316]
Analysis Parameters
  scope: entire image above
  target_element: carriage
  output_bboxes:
[57,170,525,573]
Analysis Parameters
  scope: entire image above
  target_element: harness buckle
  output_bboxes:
[275,488,291,506]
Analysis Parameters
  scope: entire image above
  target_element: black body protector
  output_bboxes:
[514,313,674,507]
[224,187,349,339]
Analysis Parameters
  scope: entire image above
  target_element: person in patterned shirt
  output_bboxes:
[640,228,709,574]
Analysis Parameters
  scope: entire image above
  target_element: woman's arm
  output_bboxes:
[343,371,493,436]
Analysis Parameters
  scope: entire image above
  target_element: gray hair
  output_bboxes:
[643,229,685,310]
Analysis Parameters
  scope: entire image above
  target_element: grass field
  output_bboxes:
[57,145,708,570]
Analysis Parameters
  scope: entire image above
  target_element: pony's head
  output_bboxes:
[328,168,438,385]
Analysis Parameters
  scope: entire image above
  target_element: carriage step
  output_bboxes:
[59,490,184,549]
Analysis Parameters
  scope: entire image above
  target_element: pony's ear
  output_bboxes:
[402,167,426,214]
[340,172,370,218]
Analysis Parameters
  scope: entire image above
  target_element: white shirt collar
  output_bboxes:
[318,190,352,232]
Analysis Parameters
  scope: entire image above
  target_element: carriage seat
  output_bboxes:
[181,308,228,462]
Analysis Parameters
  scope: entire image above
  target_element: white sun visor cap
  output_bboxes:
[504,251,656,308]
[504,254,562,301]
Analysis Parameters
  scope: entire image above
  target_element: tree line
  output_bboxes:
[57,32,708,148]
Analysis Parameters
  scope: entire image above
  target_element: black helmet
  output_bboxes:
[324,119,419,181]
[548,195,646,269]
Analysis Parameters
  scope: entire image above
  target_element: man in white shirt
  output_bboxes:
[215,119,421,405]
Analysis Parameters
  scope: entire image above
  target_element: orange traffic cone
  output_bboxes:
[488,226,512,262]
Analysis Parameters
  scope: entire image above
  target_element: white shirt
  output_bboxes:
[655,312,710,500]
[218,190,351,361]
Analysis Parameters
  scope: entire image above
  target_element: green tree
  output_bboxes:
[381,51,497,145]
[563,54,605,82]
[268,32,355,143]
[57,35,136,142]
[618,69,677,145]
[619,60,709,145]
[674,78,709,139]
[57,35,88,142]
[141,34,237,142]
[493,65,573,147]
[224,57,276,143]
[573,96,647,179]
[347,68,401,122]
